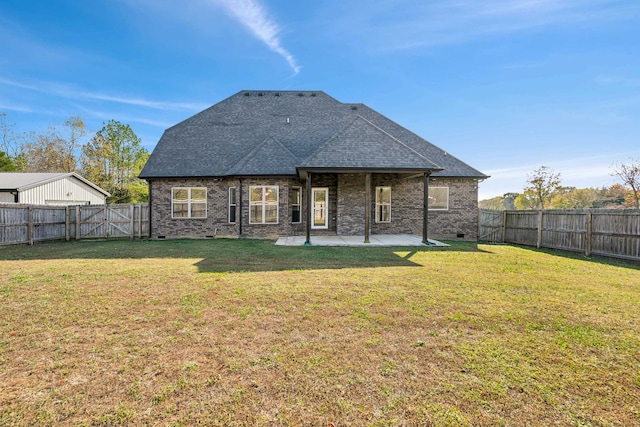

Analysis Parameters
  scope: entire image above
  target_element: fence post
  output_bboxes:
[65,206,70,241]
[28,206,34,245]
[501,210,507,243]
[137,204,142,238]
[585,210,592,257]
[76,205,81,240]
[129,204,135,239]
[536,210,543,249]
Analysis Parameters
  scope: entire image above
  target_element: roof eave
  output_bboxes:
[297,166,444,179]
[431,173,491,180]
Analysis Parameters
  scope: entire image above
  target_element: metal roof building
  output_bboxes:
[0,173,110,205]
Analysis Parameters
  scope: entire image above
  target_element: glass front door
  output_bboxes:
[312,188,328,229]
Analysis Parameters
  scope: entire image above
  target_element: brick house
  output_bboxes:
[139,90,488,242]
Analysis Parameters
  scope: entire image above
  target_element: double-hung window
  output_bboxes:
[228,187,237,223]
[290,187,302,223]
[375,186,391,223]
[172,187,207,218]
[428,187,449,210]
[249,186,279,224]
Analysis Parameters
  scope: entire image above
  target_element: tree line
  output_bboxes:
[0,113,149,203]
[480,163,640,210]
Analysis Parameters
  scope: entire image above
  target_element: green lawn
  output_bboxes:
[1,239,638,426]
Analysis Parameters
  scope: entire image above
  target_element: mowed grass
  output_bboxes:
[0,239,639,426]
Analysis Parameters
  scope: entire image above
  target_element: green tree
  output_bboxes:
[0,151,16,171]
[478,196,504,210]
[551,188,597,209]
[81,120,149,203]
[514,191,539,210]
[612,158,640,209]
[523,166,562,210]
[479,192,520,210]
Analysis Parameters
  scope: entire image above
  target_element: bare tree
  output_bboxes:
[20,116,86,172]
[612,159,640,209]
[0,113,21,159]
[22,129,76,172]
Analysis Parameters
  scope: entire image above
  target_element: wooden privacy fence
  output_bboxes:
[479,209,640,262]
[0,203,149,245]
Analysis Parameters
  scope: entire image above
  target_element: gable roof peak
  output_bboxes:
[299,114,442,171]
[225,136,299,176]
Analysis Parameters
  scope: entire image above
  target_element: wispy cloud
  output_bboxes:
[212,0,300,74]
[0,77,207,112]
[78,93,209,111]
[595,74,640,88]
[0,77,40,92]
[0,103,33,113]
[328,0,640,52]
[74,105,175,129]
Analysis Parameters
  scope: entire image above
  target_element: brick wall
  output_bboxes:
[237,177,307,238]
[150,178,236,239]
[337,174,366,235]
[371,174,422,235]
[149,175,479,241]
[428,177,480,240]
[150,177,311,239]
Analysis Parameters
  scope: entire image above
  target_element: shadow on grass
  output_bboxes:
[483,242,640,270]
[0,238,489,272]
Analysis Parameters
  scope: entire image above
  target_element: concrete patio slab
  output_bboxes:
[274,234,449,247]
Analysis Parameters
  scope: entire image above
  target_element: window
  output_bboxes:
[375,186,391,222]
[290,187,301,223]
[172,187,206,218]
[428,187,449,210]
[249,186,279,224]
[229,187,237,223]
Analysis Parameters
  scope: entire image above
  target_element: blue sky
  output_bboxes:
[1,0,639,199]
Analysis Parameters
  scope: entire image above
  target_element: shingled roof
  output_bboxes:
[139,90,487,179]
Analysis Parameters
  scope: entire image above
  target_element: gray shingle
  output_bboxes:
[139,90,487,179]
[299,116,441,171]
[225,137,298,176]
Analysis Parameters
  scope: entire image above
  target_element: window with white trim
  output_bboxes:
[172,187,207,218]
[290,187,301,223]
[249,186,279,224]
[375,186,391,223]
[428,187,449,210]
[228,187,237,223]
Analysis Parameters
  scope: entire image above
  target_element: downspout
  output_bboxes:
[239,178,243,237]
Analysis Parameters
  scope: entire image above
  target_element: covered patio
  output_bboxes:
[275,234,449,247]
